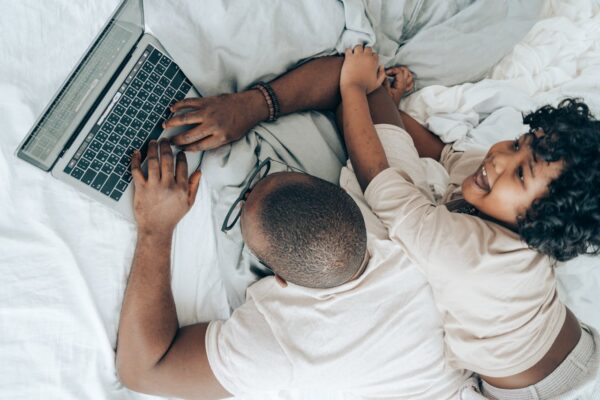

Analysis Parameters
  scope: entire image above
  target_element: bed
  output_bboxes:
[0,0,599,399]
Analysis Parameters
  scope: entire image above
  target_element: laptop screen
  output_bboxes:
[17,0,144,171]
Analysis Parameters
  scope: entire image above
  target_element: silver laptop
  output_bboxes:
[16,0,202,222]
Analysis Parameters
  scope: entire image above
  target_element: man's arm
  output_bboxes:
[165,56,344,151]
[116,140,230,400]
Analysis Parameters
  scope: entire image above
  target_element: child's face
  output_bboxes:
[461,132,564,226]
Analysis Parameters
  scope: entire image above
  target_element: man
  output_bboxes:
[116,56,467,399]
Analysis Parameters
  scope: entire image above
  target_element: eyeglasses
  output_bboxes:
[220,158,305,233]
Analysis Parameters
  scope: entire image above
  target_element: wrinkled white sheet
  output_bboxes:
[401,0,600,330]
[0,1,599,400]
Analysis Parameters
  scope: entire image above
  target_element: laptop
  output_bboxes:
[16,0,202,222]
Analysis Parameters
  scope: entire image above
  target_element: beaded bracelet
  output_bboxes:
[253,81,281,122]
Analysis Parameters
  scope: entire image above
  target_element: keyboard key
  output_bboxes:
[154,63,166,75]
[159,76,171,88]
[108,133,120,144]
[170,71,184,89]
[89,140,102,152]
[130,78,143,91]
[124,129,136,139]
[125,86,138,98]
[131,137,143,148]
[77,158,90,170]
[148,93,159,104]
[114,104,126,116]
[114,124,126,135]
[142,102,154,114]
[91,159,103,171]
[165,87,176,97]
[158,96,171,107]
[70,167,85,179]
[180,81,192,93]
[120,95,132,107]
[130,119,142,130]
[83,149,97,161]
[119,153,132,166]
[142,120,156,132]
[114,164,126,176]
[142,62,154,73]
[96,131,109,142]
[92,172,108,190]
[101,122,114,133]
[150,72,161,83]
[97,150,109,162]
[143,81,154,92]
[153,85,165,96]
[82,169,96,185]
[120,115,132,126]
[119,136,131,147]
[131,97,144,110]
[107,154,119,165]
[102,142,115,153]
[115,144,126,155]
[136,110,148,121]
[101,174,120,196]
[110,190,123,201]
[138,89,149,101]
[137,70,149,81]
[116,180,128,192]
[101,163,113,175]
[159,55,170,67]
[148,50,161,65]
[150,112,160,123]
[164,63,177,79]
[122,171,133,182]
[175,90,187,101]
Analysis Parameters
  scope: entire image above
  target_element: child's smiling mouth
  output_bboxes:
[473,164,491,192]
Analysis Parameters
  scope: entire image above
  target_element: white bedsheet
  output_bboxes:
[0,1,599,400]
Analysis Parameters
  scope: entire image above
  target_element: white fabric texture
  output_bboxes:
[206,238,468,400]
[1,1,599,400]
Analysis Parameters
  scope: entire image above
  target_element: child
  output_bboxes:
[338,45,600,399]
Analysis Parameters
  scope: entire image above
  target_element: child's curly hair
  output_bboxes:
[518,98,600,261]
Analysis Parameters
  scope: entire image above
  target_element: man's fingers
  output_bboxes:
[131,149,145,185]
[385,66,403,76]
[163,109,204,129]
[188,170,202,205]
[170,125,212,147]
[159,139,174,183]
[175,151,189,187]
[146,140,160,182]
[169,97,203,113]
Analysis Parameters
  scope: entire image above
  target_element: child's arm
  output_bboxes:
[339,46,388,191]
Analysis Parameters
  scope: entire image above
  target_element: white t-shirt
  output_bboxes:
[363,124,565,378]
[205,130,469,399]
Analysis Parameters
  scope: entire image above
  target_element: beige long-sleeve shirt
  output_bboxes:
[358,124,565,377]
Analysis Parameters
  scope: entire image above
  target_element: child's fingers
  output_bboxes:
[345,48,352,57]
[352,44,363,54]
[376,65,386,87]
[385,66,403,76]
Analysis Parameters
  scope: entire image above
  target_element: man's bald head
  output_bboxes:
[241,172,367,288]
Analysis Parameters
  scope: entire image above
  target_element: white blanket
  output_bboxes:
[0,1,598,400]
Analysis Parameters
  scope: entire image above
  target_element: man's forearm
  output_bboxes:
[244,56,344,126]
[117,231,177,379]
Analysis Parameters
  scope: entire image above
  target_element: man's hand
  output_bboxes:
[131,139,201,235]
[340,45,386,95]
[163,91,268,152]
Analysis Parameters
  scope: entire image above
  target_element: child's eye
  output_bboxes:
[513,138,520,151]
[517,166,525,183]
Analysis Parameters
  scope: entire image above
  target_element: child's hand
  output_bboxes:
[341,45,386,94]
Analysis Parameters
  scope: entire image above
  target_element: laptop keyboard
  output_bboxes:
[63,44,192,201]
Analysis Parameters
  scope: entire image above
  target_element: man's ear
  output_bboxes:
[275,274,288,288]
